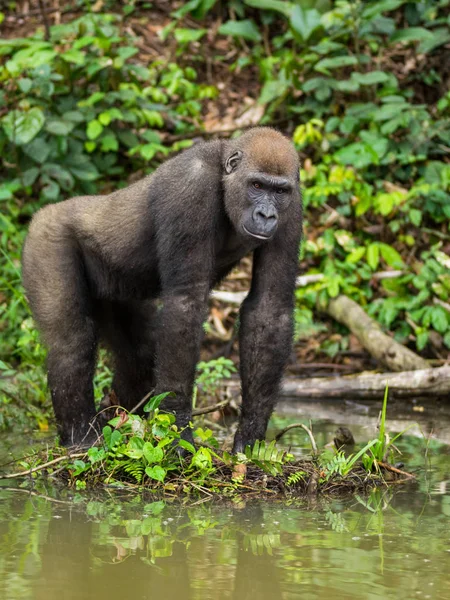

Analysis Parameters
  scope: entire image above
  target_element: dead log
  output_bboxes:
[325,295,428,372]
[211,288,429,372]
[279,365,450,399]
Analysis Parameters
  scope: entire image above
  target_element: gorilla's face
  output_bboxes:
[240,173,293,241]
[223,146,299,243]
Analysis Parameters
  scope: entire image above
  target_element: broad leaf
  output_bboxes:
[219,20,261,42]
[2,107,45,145]
[290,6,321,42]
[145,465,166,482]
[143,442,164,464]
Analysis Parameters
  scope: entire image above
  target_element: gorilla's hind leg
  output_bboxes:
[23,242,99,447]
[47,321,99,447]
[101,300,157,413]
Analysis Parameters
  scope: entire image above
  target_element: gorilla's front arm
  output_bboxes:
[150,171,217,442]
[154,276,212,442]
[233,214,302,453]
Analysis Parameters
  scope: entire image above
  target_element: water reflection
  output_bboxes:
[1,485,450,600]
[2,406,450,600]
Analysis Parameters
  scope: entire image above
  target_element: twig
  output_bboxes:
[192,399,230,416]
[0,452,86,479]
[37,0,50,40]
[377,461,415,479]
[2,487,73,504]
[275,423,318,454]
[130,388,155,414]
[434,297,450,313]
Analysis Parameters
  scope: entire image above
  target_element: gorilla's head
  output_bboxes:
[223,128,300,242]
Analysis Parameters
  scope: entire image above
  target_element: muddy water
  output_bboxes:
[1,399,450,600]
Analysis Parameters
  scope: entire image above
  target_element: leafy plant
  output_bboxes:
[195,357,237,396]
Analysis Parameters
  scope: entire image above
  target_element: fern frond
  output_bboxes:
[122,460,144,483]
[286,470,305,486]
[245,440,287,476]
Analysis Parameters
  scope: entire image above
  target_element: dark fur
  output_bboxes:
[22,127,302,450]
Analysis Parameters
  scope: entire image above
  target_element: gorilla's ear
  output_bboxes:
[225,150,243,174]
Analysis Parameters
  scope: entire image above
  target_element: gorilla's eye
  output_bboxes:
[276,188,285,195]
[252,182,262,189]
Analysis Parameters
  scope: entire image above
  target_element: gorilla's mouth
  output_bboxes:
[243,225,273,240]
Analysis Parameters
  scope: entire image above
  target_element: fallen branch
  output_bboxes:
[211,286,428,371]
[325,295,428,371]
[0,452,86,480]
[377,461,415,479]
[278,365,450,399]
[211,271,404,306]
[274,423,318,454]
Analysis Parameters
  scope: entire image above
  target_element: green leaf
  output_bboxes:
[100,134,118,152]
[22,167,40,186]
[315,56,358,74]
[45,119,74,136]
[98,112,111,126]
[23,137,51,164]
[416,331,429,351]
[174,28,207,43]
[172,0,214,19]
[352,71,389,86]
[362,0,404,18]
[443,331,450,350]
[390,27,433,44]
[0,188,13,200]
[60,49,86,65]
[244,0,291,16]
[431,307,448,334]
[145,465,166,482]
[409,208,422,226]
[379,243,404,267]
[103,425,112,449]
[290,6,321,42]
[42,164,74,190]
[219,19,262,42]
[178,439,196,454]
[259,78,289,104]
[64,110,85,123]
[367,243,380,270]
[41,178,60,201]
[2,107,45,145]
[327,276,340,298]
[125,436,144,459]
[87,120,103,140]
[346,247,366,264]
[143,391,174,413]
[418,28,450,54]
[70,162,99,181]
[87,447,106,463]
[373,103,406,122]
[334,142,379,169]
[18,77,32,93]
[143,442,164,464]
[110,430,123,448]
[190,447,213,470]
[78,91,105,107]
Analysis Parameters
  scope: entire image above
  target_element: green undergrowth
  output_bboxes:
[1,0,449,432]
[2,389,413,498]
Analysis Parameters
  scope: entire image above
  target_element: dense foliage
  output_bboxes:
[0,0,449,431]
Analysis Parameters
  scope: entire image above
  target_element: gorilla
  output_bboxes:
[22,127,302,451]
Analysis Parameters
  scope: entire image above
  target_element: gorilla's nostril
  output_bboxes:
[255,209,277,222]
